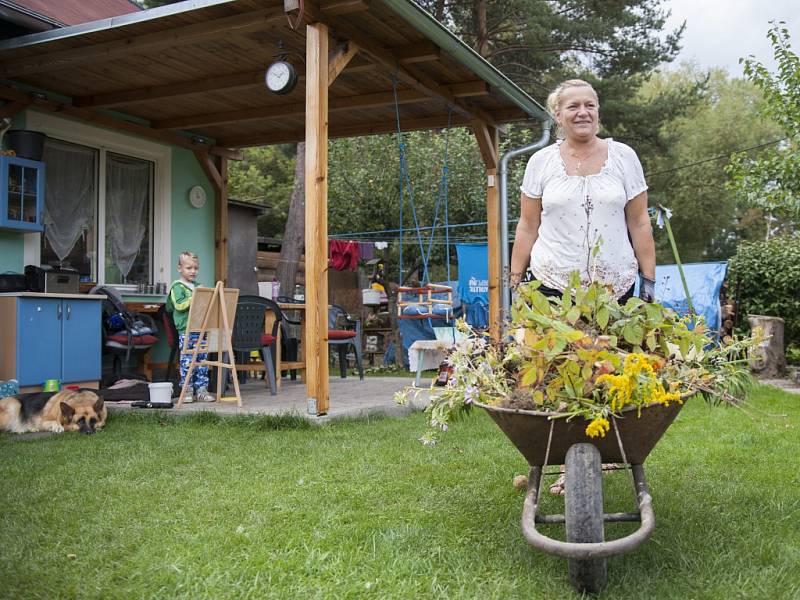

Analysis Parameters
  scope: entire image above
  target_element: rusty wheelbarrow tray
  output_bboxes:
[474,399,688,594]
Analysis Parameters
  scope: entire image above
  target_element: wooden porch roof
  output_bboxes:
[0,0,547,152]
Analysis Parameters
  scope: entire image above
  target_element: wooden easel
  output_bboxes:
[177,282,241,407]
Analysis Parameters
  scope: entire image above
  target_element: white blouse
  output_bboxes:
[520,138,648,298]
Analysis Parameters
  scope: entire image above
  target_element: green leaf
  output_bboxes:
[521,365,538,387]
[597,307,610,330]
[566,307,581,325]
[623,322,645,345]
[646,332,657,351]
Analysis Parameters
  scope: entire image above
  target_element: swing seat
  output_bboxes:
[397,284,454,320]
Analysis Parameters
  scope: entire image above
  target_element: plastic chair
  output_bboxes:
[231,295,279,395]
[156,305,180,383]
[274,295,302,382]
[328,304,364,380]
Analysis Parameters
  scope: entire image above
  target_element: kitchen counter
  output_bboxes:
[0,292,106,299]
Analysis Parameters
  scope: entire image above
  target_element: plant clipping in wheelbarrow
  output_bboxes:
[396,273,761,445]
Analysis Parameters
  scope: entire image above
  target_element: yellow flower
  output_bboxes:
[585,417,611,438]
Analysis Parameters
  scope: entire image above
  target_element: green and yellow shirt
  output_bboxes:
[166,279,200,333]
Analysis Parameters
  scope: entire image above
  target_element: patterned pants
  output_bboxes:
[178,332,209,391]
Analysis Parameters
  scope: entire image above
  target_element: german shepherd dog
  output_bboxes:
[0,389,106,434]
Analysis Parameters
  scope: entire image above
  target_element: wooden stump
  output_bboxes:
[747,314,786,377]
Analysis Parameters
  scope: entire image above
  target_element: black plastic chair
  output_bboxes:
[231,295,279,395]
[156,305,180,383]
[328,304,364,380]
[275,295,302,382]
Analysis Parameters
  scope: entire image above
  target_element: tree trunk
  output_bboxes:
[473,0,489,58]
[276,142,305,297]
[747,314,786,378]
[434,0,445,21]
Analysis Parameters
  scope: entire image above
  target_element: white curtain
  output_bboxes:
[42,140,96,263]
[106,153,151,281]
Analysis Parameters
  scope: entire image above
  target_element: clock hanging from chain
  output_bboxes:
[265,40,300,95]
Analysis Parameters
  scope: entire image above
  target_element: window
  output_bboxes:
[40,142,154,285]
[27,112,171,288]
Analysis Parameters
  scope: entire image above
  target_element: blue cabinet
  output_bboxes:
[0,156,44,232]
[0,295,102,388]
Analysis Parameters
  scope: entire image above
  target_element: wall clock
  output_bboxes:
[188,185,207,208]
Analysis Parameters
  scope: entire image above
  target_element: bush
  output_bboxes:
[728,235,800,345]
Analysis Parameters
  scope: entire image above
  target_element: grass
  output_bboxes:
[1,386,798,599]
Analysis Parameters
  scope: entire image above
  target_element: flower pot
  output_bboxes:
[6,130,46,161]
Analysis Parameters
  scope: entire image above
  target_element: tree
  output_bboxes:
[415,0,697,163]
[641,67,783,262]
[727,22,800,226]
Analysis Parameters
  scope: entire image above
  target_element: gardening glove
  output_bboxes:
[638,273,656,303]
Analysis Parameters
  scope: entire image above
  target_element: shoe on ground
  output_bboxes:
[195,387,215,402]
[182,391,194,403]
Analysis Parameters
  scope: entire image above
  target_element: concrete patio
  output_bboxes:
[107,375,433,421]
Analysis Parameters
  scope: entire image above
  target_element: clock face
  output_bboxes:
[189,185,206,208]
[266,61,297,95]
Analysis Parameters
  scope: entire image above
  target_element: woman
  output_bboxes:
[510,79,657,495]
[510,79,656,303]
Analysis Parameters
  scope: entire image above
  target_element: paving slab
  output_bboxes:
[106,376,432,421]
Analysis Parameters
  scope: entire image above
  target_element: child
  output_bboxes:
[166,251,214,402]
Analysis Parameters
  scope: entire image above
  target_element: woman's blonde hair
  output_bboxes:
[546,79,599,139]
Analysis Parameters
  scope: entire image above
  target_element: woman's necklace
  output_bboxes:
[565,140,600,175]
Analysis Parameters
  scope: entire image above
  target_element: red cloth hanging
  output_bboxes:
[329,240,360,271]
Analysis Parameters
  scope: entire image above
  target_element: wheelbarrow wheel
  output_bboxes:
[564,443,608,594]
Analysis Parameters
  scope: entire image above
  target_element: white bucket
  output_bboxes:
[148,382,173,403]
[362,288,381,305]
[433,326,466,344]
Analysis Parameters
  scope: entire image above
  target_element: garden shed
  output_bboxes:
[0,0,548,411]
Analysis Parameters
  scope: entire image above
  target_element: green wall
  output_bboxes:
[170,147,215,285]
[0,232,25,273]
[0,113,27,273]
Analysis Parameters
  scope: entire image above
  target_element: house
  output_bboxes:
[0,0,548,411]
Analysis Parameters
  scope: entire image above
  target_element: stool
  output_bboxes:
[409,339,453,387]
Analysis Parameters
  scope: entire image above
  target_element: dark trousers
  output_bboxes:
[533,278,635,304]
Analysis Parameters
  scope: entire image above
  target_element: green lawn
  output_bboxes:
[1,386,798,599]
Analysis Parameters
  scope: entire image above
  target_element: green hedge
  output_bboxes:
[728,235,800,345]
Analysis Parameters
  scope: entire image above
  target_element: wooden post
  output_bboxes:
[471,120,500,341]
[204,155,228,284]
[305,23,330,414]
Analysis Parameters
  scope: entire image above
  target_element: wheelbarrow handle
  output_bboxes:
[521,464,655,560]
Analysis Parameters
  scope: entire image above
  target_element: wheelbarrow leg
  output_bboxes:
[565,443,607,594]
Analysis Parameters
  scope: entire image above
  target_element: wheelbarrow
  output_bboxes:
[475,399,687,594]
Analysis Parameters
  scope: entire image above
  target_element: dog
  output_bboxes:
[0,389,106,434]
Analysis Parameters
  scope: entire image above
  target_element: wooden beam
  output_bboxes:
[450,80,489,97]
[219,112,473,147]
[321,0,370,16]
[471,119,498,171]
[0,86,240,160]
[194,150,223,192]
[155,86,430,130]
[483,128,501,342]
[328,40,359,84]
[214,157,229,284]
[0,9,285,77]
[305,22,330,414]
[73,70,266,109]
[394,41,440,64]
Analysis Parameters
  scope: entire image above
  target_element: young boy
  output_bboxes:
[166,251,214,402]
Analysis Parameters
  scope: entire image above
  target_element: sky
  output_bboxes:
[662,0,800,76]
